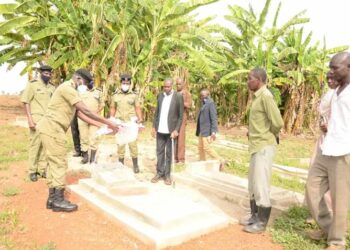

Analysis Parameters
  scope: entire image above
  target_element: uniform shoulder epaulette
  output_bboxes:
[113,89,121,95]
[95,87,102,92]
[30,79,38,83]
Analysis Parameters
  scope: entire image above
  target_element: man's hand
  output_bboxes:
[106,120,119,134]
[151,127,156,138]
[171,130,179,139]
[28,121,36,131]
[210,133,216,141]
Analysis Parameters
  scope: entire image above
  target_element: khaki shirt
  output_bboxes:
[248,85,283,154]
[111,91,139,121]
[79,88,103,112]
[20,78,55,123]
[37,80,81,138]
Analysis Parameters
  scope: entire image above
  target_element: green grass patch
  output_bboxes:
[0,209,18,249]
[40,241,56,250]
[2,186,20,197]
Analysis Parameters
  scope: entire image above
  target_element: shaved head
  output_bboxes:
[329,52,350,86]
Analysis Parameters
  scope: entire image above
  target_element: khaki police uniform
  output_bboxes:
[20,78,55,175]
[37,80,81,188]
[78,88,103,152]
[111,90,139,158]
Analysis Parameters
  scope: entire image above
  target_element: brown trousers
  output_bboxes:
[306,147,350,246]
[175,112,187,163]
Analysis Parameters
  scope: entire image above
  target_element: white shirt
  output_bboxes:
[321,84,350,156]
[158,91,174,134]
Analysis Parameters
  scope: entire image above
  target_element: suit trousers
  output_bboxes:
[198,136,221,161]
[156,132,173,177]
[39,133,67,188]
[306,147,350,246]
[248,145,276,207]
[28,129,47,174]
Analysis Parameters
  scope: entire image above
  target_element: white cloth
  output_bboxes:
[158,91,173,134]
[319,89,335,120]
[322,84,350,156]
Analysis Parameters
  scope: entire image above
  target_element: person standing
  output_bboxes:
[196,88,224,169]
[37,69,118,212]
[151,78,184,185]
[175,78,192,164]
[241,68,283,234]
[20,65,55,182]
[110,73,143,173]
[306,52,350,250]
[78,80,104,164]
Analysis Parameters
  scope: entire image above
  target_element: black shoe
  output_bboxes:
[46,188,55,209]
[73,151,81,157]
[29,172,38,182]
[151,174,163,183]
[244,206,271,234]
[52,188,78,212]
[119,158,124,165]
[239,199,258,226]
[90,150,97,163]
[81,151,89,164]
[132,158,140,173]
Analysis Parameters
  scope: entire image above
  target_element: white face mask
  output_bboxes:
[77,84,88,93]
[121,84,130,92]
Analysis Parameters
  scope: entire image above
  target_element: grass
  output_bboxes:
[270,206,350,250]
[2,186,20,197]
[0,209,19,249]
[40,241,56,250]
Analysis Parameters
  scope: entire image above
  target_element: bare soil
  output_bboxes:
[0,95,282,250]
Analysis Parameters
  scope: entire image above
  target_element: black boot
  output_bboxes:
[52,188,78,212]
[132,158,140,173]
[46,188,55,209]
[29,172,38,182]
[81,151,89,164]
[119,158,124,165]
[239,199,258,226]
[244,206,271,233]
[90,150,97,163]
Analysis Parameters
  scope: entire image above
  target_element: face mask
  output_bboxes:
[121,84,130,92]
[41,75,51,84]
[77,84,87,93]
[203,97,208,103]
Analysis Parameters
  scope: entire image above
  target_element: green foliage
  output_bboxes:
[2,186,20,197]
[40,241,56,250]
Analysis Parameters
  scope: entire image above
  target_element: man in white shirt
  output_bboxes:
[151,79,184,185]
[306,52,350,250]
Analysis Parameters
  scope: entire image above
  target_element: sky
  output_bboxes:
[0,0,349,94]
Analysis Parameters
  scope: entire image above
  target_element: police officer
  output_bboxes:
[110,73,143,173]
[77,80,104,164]
[20,65,55,182]
[37,69,118,212]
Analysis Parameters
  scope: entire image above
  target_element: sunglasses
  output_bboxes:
[121,77,131,81]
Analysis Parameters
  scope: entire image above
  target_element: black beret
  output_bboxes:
[39,65,53,72]
[75,68,93,82]
[120,73,132,80]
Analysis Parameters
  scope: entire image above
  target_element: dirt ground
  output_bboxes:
[0,95,282,250]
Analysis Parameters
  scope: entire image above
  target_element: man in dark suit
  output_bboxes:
[196,88,224,170]
[151,78,184,185]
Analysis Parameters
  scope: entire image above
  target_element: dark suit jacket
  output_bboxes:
[153,91,184,133]
[196,97,218,136]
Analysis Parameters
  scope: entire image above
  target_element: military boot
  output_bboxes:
[132,158,140,173]
[81,151,89,164]
[29,172,38,182]
[239,199,258,226]
[72,151,81,157]
[244,206,271,234]
[90,150,97,163]
[119,158,124,165]
[46,188,55,209]
[52,188,78,212]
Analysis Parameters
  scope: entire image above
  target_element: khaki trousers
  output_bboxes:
[118,140,138,159]
[39,133,67,188]
[198,136,221,161]
[78,119,99,152]
[248,145,276,207]
[306,148,350,246]
[28,129,47,174]
[175,112,187,162]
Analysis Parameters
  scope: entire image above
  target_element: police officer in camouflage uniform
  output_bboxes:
[78,80,104,164]
[37,69,118,212]
[110,73,143,173]
[20,65,55,182]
